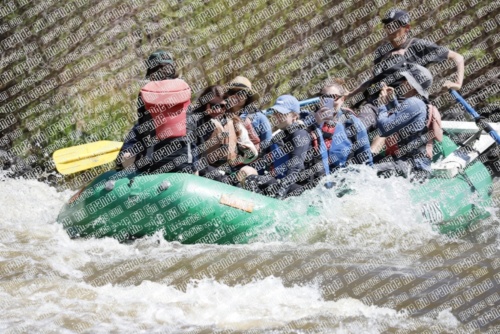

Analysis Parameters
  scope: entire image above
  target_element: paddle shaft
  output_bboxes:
[450,89,500,145]
[299,97,320,107]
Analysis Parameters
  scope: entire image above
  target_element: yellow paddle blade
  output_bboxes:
[53,141,123,175]
[55,150,121,175]
[53,141,123,164]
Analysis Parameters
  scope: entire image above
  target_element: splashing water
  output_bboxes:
[259,166,441,251]
[0,171,497,333]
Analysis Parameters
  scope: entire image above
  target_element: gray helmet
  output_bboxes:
[400,64,433,99]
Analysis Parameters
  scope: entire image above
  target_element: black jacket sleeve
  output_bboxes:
[286,129,310,176]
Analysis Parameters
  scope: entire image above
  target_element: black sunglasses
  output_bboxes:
[208,101,227,111]
[320,94,344,101]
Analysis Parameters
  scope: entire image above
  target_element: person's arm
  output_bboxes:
[117,96,146,167]
[388,96,399,109]
[115,123,140,168]
[346,79,372,101]
[370,136,386,155]
[121,123,140,151]
[134,94,147,142]
[356,104,378,133]
[284,129,309,177]
[377,103,389,115]
[417,39,463,90]
[236,123,258,164]
[443,50,464,90]
[351,117,373,166]
[377,84,397,115]
[255,112,273,144]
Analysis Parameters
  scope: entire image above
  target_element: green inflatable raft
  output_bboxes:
[57,135,493,244]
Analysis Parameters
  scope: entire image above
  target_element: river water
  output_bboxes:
[1,170,499,333]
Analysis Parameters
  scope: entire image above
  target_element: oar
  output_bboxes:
[53,141,123,175]
[264,97,321,115]
[449,89,500,144]
[299,97,320,107]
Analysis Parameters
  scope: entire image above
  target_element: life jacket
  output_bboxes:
[204,117,258,167]
[313,108,373,168]
[134,79,195,174]
[205,117,238,166]
[269,130,289,179]
[140,79,191,139]
[385,133,400,156]
[319,122,335,150]
[324,115,352,168]
[270,123,330,180]
[243,117,261,152]
[311,126,332,176]
[327,109,354,165]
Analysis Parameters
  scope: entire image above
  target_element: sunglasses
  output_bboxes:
[320,94,344,101]
[208,101,227,112]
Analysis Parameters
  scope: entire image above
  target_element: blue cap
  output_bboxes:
[269,95,300,114]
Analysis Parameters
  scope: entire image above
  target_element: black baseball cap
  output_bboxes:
[381,9,410,26]
[146,50,174,68]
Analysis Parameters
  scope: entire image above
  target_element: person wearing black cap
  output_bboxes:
[374,8,464,92]
[116,50,197,175]
[344,8,460,177]
[347,8,464,104]
[117,50,180,170]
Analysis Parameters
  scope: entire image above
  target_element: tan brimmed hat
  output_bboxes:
[226,76,260,104]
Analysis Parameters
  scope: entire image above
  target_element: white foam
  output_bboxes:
[0,170,488,332]
[436,308,460,329]
[0,276,407,332]
[260,166,441,251]
[1,273,465,333]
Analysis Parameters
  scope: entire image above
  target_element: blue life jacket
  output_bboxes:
[330,110,373,167]
[270,127,330,180]
[327,121,351,168]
